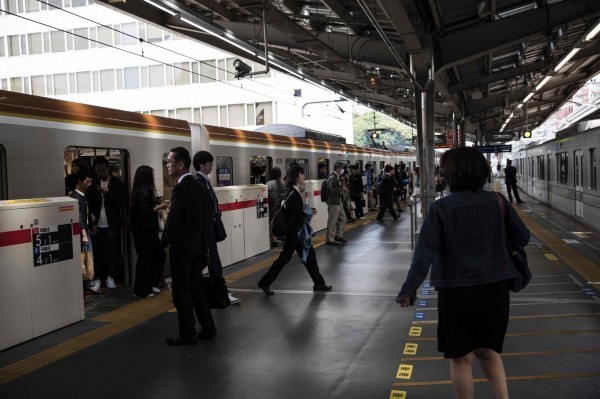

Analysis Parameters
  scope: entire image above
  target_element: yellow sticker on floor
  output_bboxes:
[409,327,422,337]
[396,364,413,379]
[168,308,177,313]
[389,390,407,399]
[403,343,418,355]
[545,253,558,260]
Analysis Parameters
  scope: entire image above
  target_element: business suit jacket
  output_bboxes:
[162,175,210,255]
[283,188,305,238]
[194,173,219,222]
[504,165,518,185]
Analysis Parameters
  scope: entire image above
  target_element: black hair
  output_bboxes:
[384,164,393,173]
[270,167,282,180]
[192,151,214,171]
[440,147,491,192]
[130,165,156,209]
[75,170,93,183]
[286,165,304,187]
[349,165,357,171]
[92,156,109,167]
[365,163,372,169]
[333,161,345,170]
[318,162,326,169]
[72,157,90,170]
[170,147,191,169]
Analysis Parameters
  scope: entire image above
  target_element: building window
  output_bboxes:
[176,108,192,122]
[97,26,112,48]
[9,35,21,56]
[1,79,8,90]
[146,24,163,43]
[73,28,89,50]
[0,37,5,57]
[149,64,165,87]
[10,77,23,93]
[202,106,218,125]
[76,71,92,93]
[246,104,255,125]
[228,104,245,127]
[50,31,65,52]
[31,75,45,95]
[174,62,190,85]
[124,67,140,90]
[218,59,226,81]
[100,69,115,92]
[590,148,597,190]
[200,60,216,83]
[557,152,568,184]
[54,73,68,94]
[121,22,138,46]
[255,102,273,125]
[47,0,62,10]
[27,33,43,54]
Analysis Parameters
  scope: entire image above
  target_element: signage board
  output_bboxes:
[484,131,516,143]
[32,224,73,266]
[475,145,512,153]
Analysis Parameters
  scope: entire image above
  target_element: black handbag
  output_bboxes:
[201,276,230,309]
[495,193,532,292]
[214,213,227,242]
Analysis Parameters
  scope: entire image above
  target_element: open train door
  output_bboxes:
[574,150,583,218]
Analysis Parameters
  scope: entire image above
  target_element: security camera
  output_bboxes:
[233,59,252,79]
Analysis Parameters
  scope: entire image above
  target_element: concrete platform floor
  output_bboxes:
[1,183,599,399]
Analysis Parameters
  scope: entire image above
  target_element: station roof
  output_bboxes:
[99,0,600,140]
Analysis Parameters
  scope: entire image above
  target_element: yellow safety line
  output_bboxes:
[411,328,600,341]
[412,312,600,325]
[0,213,372,384]
[400,347,600,362]
[393,372,600,387]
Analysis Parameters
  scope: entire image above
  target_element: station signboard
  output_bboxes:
[475,145,512,153]
[484,131,518,143]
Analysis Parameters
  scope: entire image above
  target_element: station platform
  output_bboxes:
[1,182,599,399]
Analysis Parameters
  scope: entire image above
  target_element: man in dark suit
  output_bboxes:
[504,159,524,203]
[193,150,240,304]
[376,164,400,222]
[162,147,216,345]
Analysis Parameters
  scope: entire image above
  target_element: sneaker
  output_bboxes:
[92,279,101,289]
[358,216,365,220]
[228,292,241,304]
[106,276,116,289]
[152,287,161,294]
[134,293,154,298]
[86,282,99,293]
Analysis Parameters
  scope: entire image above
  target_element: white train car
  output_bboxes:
[0,90,416,285]
[513,123,600,231]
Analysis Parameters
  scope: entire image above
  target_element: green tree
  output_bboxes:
[353,110,413,147]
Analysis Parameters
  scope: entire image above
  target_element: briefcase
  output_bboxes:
[201,276,230,309]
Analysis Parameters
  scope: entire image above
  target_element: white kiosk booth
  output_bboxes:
[0,197,84,351]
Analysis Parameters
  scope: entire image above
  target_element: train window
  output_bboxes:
[317,158,329,179]
[556,152,568,184]
[537,156,545,180]
[250,156,268,184]
[356,160,364,173]
[590,149,597,190]
[161,153,174,201]
[0,144,7,200]
[216,156,233,187]
[380,161,385,170]
[285,158,309,177]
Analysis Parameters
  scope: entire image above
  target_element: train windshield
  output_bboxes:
[0,144,7,200]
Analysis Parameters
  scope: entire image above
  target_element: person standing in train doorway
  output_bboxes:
[88,156,125,291]
[257,165,332,295]
[363,163,376,211]
[397,147,530,399]
[325,161,347,245]
[162,147,216,344]
[193,150,241,304]
[504,159,524,204]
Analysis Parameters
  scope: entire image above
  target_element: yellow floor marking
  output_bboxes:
[400,346,600,362]
[409,326,422,337]
[403,343,418,355]
[396,364,414,379]
[545,253,558,260]
[393,372,600,387]
[514,206,600,282]
[389,390,407,398]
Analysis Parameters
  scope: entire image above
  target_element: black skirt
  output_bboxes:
[437,280,510,359]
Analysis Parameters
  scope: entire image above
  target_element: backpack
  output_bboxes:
[320,172,335,202]
[270,190,294,237]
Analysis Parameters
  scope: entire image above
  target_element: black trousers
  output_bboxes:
[259,233,325,287]
[351,195,364,218]
[92,227,120,281]
[206,223,224,278]
[376,195,398,220]
[505,183,523,202]
[133,234,165,296]
[170,244,216,339]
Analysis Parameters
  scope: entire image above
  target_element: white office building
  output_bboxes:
[0,0,353,141]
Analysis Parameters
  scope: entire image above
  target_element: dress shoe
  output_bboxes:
[313,284,333,292]
[270,241,278,248]
[325,241,339,245]
[334,236,348,243]
[398,209,405,213]
[517,200,525,204]
[376,218,385,222]
[393,216,400,221]
[197,330,217,340]
[165,335,198,346]
[257,282,274,295]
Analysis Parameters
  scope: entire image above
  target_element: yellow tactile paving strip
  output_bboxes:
[0,213,372,385]
[392,372,600,387]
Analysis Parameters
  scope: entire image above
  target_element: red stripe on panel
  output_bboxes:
[0,229,32,248]
[72,222,80,236]
[220,199,259,212]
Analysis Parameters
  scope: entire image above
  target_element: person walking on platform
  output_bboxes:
[396,147,530,399]
[267,167,288,248]
[162,147,216,345]
[325,161,347,245]
[349,165,364,219]
[257,165,332,295]
[193,150,240,304]
[375,165,399,222]
[129,166,168,298]
[504,159,524,203]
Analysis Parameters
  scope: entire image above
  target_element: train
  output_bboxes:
[513,122,600,232]
[0,89,417,286]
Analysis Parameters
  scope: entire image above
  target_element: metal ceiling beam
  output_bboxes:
[447,60,545,94]
[437,1,600,69]
[188,0,239,21]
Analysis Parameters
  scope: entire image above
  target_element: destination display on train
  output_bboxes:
[32,224,73,266]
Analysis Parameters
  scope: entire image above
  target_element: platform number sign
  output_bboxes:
[32,224,73,266]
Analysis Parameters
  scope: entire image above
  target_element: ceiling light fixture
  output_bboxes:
[535,76,552,91]
[553,47,581,72]
[585,21,600,41]
[144,0,178,16]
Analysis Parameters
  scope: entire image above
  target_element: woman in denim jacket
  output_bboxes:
[396,147,530,399]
